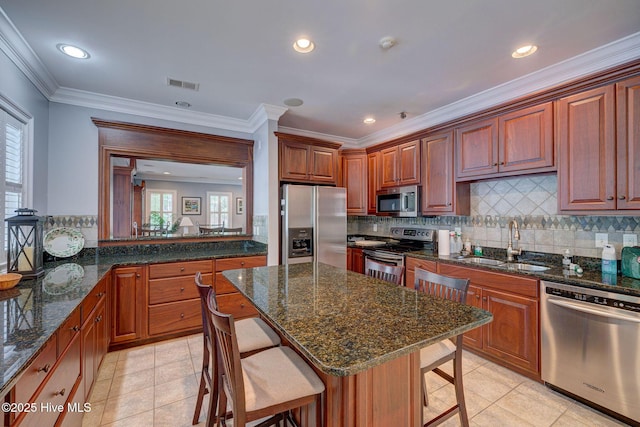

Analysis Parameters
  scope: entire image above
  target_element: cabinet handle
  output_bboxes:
[619,195,626,200]
[95,315,102,323]
[136,273,141,278]
[96,292,104,298]
[180,287,185,292]
[606,196,614,200]
[499,162,505,165]
[180,313,184,319]
[240,303,245,308]
[475,295,480,300]
[447,203,452,206]
[180,267,185,272]
[37,364,51,373]
[482,297,487,301]
[71,325,80,332]
[54,388,66,397]
[493,163,498,166]
[241,262,245,266]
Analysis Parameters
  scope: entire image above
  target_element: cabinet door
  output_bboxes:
[342,152,367,215]
[404,257,436,290]
[462,285,483,350]
[346,247,353,271]
[379,147,399,187]
[557,85,616,211]
[352,248,364,274]
[82,311,97,400]
[422,132,454,213]
[499,102,554,173]
[280,142,310,182]
[483,288,539,375]
[111,266,146,344]
[310,146,338,184]
[455,118,499,180]
[398,140,420,185]
[616,75,640,210]
[367,152,380,214]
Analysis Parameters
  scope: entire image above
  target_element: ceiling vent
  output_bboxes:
[167,78,200,91]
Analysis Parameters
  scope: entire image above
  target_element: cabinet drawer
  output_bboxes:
[148,299,201,336]
[439,263,538,298]
[215,256,267,272]
[13,337,57,406]
[81,278,107,323]
[16,336,80,427]
[405,257,437,272]
[57,308,81,357]
[149,260,213,279]
[215,274,238,295]
[149,273,212,305]
[217,293,258,319]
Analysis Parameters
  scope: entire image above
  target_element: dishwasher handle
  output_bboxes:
[548,298,640,323]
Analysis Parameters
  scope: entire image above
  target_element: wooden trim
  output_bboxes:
[93,118,254,241]
[275,131,343,150]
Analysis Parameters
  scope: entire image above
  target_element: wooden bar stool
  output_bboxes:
[365,258,404,285]
[414,267,470,427]
[208,297,325,427]
[192,272,281,426]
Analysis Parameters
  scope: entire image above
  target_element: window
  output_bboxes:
[0,100,31,268]
[145,189,176,229]
[207,192,232,227]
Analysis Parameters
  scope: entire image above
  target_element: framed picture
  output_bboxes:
[236,197,244,214]
[182,197,201,215]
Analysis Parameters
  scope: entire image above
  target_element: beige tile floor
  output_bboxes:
[82,334,630,427]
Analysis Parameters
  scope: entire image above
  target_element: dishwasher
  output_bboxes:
[540,280,640,424]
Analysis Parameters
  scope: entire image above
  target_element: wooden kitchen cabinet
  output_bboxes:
[421,131,470,215]
[82,298,107,400]
[379,140,420,188]
[347,247,364,274]
[455,102,554,181]
[111,266,146,344]
[438,263,539,380]
[558,76,640,212]
[215,256,266,319]
[404,257,437,290]
[340,150,367,215]
[277,132,341,185]
[367,151,380,214]
[148,260,212,336]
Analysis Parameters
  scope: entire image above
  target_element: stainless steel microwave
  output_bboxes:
[376,185,420,217]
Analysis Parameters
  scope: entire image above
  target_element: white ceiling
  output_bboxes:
[1,1,640,145]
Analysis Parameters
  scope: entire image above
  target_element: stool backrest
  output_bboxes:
[365,258,404,285]
[413,267,469,304]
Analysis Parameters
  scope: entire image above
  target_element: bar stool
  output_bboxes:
[365,258,404,285]
[208,297,325,427]
[192,272,281,426]
[414,267,470,427]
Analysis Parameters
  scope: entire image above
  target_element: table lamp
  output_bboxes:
[179,217,193,235]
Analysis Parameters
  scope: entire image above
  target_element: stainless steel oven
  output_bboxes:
[363,249,405,268]
[541,280,640,424]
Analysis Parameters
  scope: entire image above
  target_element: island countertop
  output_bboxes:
[222,262,493,377]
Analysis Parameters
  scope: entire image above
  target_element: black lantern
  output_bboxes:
[5,208,44,277]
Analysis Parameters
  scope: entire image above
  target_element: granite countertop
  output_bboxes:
[405,250,640,297]
[0,240,267,398]
[222,262,493,377]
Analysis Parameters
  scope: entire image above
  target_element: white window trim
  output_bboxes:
[206,191,232,227]
[144,188,177,224]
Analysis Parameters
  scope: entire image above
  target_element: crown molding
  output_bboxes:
[276,126,360,147]
[0,8,58,97]
[247,103,288,131]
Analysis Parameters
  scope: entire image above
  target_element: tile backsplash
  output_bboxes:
[349,175,640,259]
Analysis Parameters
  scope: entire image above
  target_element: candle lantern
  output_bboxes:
[5,208,44,277]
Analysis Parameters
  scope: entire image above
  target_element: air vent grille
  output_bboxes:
[167,78,200,91]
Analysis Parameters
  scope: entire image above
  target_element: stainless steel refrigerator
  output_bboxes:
[281,184,347,268]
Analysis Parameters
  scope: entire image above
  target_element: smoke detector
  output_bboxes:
[379,36,397,50]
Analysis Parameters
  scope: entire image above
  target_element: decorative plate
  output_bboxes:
[43,263,84,295]
[44,227,85,258]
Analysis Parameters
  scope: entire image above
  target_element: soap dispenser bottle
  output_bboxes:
[601,244,617,274]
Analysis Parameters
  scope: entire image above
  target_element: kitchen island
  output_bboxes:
[222,262,493,427]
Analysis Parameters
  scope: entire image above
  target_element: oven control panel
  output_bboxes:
[390,227,435,241]
[545,287,640,314]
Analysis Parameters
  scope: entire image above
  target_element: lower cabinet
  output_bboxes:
[404,257,437,289]
[111,266,146,344]
[438,263,540,379]
[347,247,364,274]
[215,256,266,319]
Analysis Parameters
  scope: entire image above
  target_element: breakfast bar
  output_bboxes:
[223,262,493,427]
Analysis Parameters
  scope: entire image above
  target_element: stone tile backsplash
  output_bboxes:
[349,175,640,259]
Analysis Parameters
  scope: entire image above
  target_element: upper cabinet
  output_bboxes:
[558,76,640,212]
[367,152,381,214]
[421,131,469,215]
[455,102,554,181]
[340,149,367,215]
[277,132,341,185]
[379,139,421,188]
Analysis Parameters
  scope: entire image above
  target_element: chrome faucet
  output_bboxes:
[506,219,522,262]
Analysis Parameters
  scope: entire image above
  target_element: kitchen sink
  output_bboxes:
[458,257,505,266]
[501,263,550,272]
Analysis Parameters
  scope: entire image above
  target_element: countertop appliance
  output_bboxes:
[541,280,640,424]
[376,185,419,217]
[281,184,347,268]
[362,227,437,285]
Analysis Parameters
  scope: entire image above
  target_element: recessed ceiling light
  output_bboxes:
[512,44,538,59]
[284,98,304,107]
[293,38,315,53]
[163,171,171,175]
[363,117,376,124]
[57,43,90,59]
[175,101,191,108]
[379,36,397,50]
